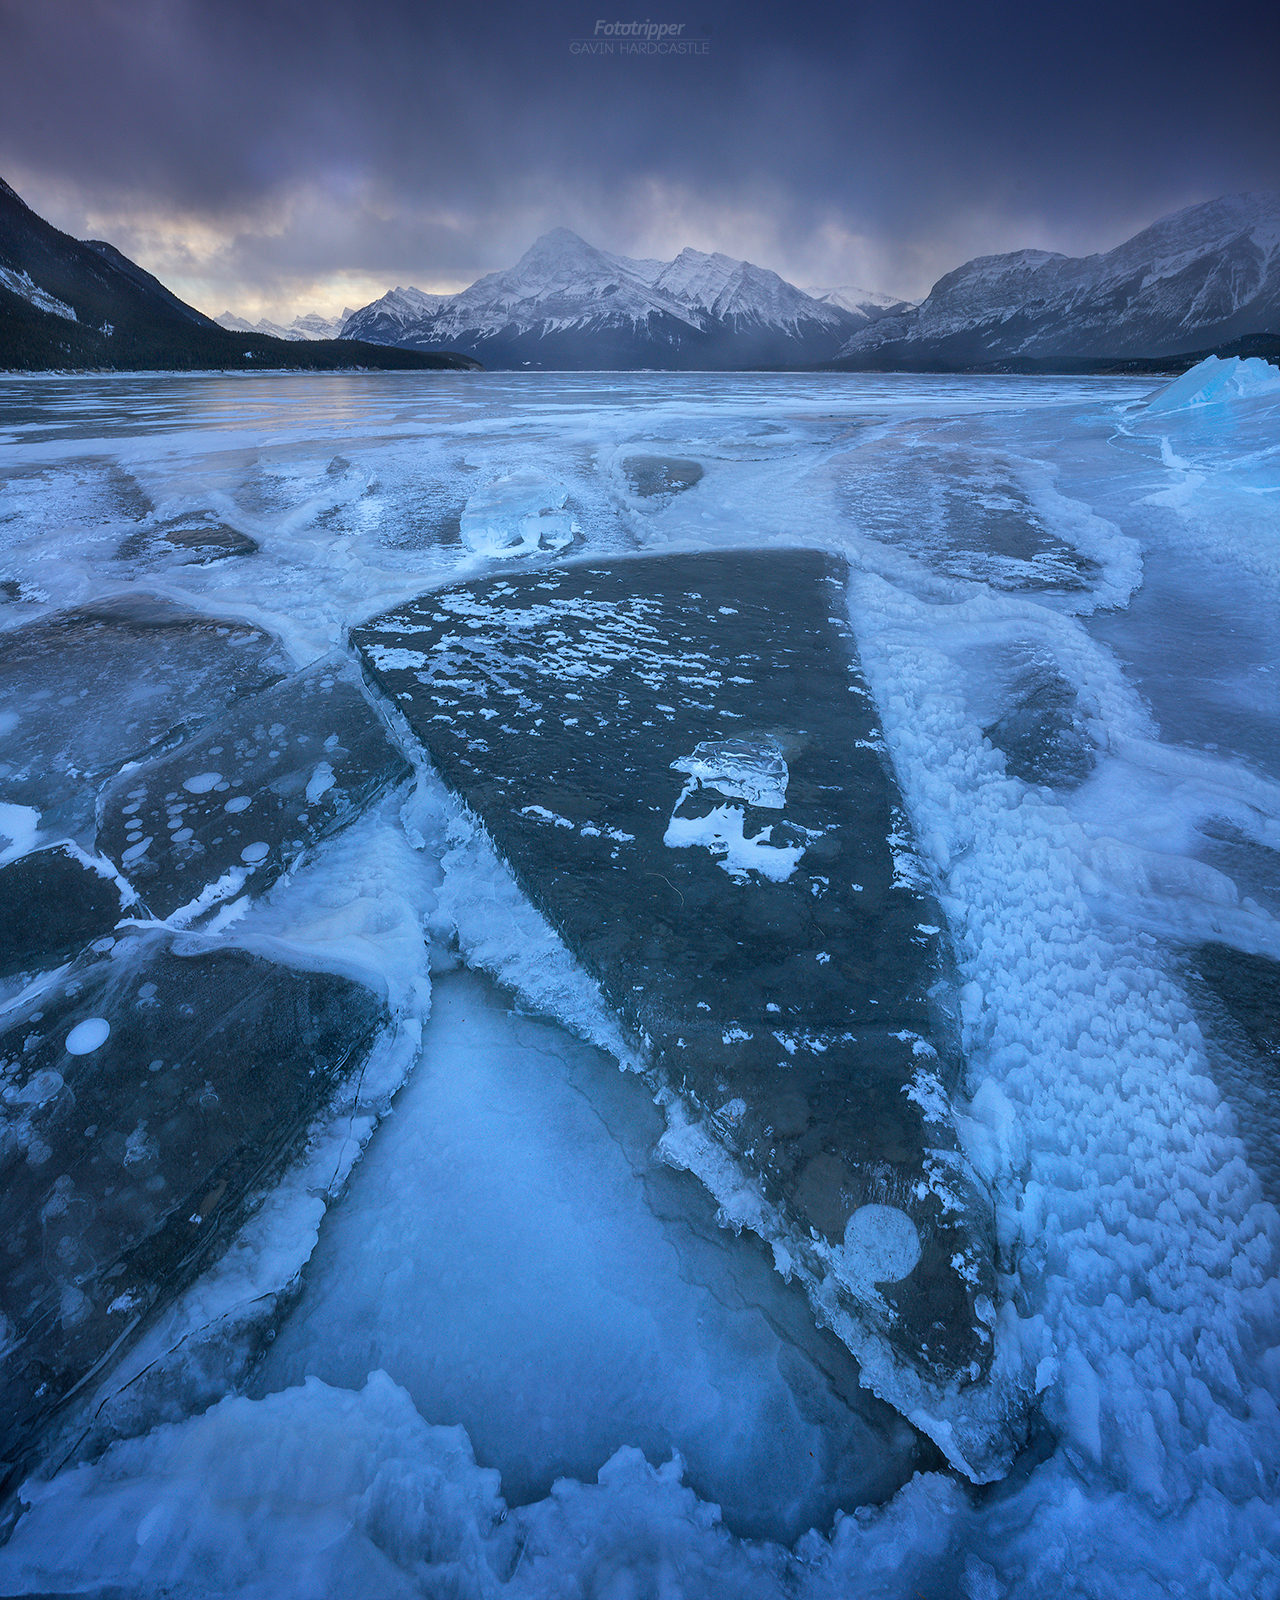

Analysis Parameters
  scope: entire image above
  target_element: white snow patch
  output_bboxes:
[0,266,77,321]
[664,799,805,882]
[0,803,43,864]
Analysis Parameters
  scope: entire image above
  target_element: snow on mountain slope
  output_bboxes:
[649,248,847,329]
[0,264,77,321]
[341,229,871,368]
[378,229,704,340]
[214,309,356,341]
[805,285,916,319]
[838,192,1280,364]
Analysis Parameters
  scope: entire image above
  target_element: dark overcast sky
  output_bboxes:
[2,0,1277,317]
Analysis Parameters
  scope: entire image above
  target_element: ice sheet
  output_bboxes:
[1,369,1278,1597]
[352,550,999,1455]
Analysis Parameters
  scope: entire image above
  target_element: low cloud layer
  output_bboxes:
[3,0,1277,318]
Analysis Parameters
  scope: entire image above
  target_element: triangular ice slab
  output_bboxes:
[353,551,999,1437]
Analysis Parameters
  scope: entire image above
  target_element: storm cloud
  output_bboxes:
[2,0,1277,318]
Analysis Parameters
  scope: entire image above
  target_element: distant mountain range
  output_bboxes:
[0,178,479,372]
[4,171,1277,374]
[214,308,355,342]
[339,229,914,369]
[325,197,1279,370]
[834,193,1280,369]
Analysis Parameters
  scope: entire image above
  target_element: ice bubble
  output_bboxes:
[11,1069,64,1105]
[223,796,251,814]
[304,762,336,805]
[64,1017,111,1056]
[240,842,270,864]
[841,1204,922,1285]
[183,772,223,794]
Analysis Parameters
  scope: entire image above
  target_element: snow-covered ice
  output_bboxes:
[0,367,1278,1597]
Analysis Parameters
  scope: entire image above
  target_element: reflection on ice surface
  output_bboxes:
[0,364,1278,1597]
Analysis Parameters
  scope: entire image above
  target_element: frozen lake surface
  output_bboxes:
[0,369,1278,1597]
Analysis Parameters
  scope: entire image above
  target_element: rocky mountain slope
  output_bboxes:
[341,229,879,369]
[0,179,479,372]
[835,193,1280,368]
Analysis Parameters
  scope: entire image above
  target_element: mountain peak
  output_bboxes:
[339,225,883,366]
[536,226,591,247]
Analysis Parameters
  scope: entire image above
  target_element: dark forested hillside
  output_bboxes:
[0,179,480,372]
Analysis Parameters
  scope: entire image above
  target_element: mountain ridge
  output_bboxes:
[834,192,1280,367]
[340,229,892,369]
[0,178,480,372]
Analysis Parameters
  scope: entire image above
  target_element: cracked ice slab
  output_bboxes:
[0,594,289,838]
[0,928,387,1494]
[353,548,999,1446]
[95,655,412,923]
[0,844,134,978]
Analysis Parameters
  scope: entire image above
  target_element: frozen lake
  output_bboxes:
[0,368,1278,1597]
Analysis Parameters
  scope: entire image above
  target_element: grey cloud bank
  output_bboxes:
[0,0,1276,320]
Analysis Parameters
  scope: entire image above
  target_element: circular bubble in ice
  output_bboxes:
[240,842,270,864]
[841,1204,922,1285]
[65,1017,111,1056]
[183,772,223,794]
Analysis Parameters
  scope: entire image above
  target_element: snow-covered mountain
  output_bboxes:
[215,308,356,341]
[804,285,915,321]
[836,193,1280,367]
[342,229,870,369]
